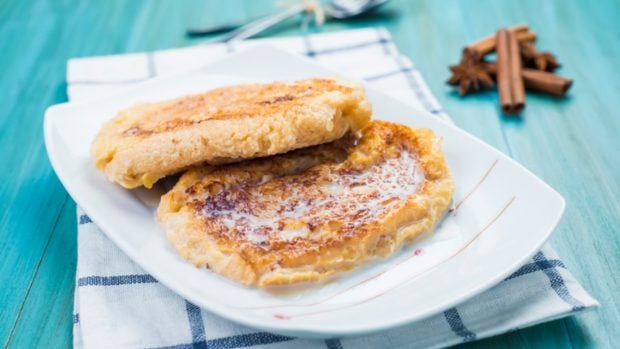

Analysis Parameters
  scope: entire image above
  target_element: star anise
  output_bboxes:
[520,42,560,72]
[447,50,494,96]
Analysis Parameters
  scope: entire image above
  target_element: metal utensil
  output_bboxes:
[323,0,388,19]
[188,0,388,42]
[187,16,264,37]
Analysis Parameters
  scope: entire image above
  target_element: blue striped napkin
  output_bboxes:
[68,28,598,349]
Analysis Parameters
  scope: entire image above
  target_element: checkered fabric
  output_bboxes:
[68,28,598,349]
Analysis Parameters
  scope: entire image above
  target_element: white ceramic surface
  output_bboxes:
[44,45,565,338]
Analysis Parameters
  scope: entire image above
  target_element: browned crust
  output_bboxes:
[91,78,372,188]
[157,121,453,286]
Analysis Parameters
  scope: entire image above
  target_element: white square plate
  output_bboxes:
[44,45,565,338]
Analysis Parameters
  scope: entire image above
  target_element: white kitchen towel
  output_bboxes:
[69,28,598,349]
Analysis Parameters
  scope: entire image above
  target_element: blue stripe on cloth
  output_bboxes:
[73,313,80,324]
[185,301,207,348]
[305,39,388,57]
[152,345,193,349]
[207,332,292,348]
[153,332,292,349]
[364,67,415,81]
[533,251,586,311]
[325,338,343,349]
[78,214,92,224]
[375,29,392,55]
[77,274,157,287]
[505,259,566,281]
[303,33,316,57]
[394,56,436,113]
[373,28,442,115]
[443,308,476,342]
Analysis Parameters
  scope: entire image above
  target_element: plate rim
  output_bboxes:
[44,44,566,337]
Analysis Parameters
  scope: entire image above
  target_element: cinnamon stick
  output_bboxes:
[484,63,573,97]
[496,28,525,115]
[515,31,537,45]
[465,24,536,57]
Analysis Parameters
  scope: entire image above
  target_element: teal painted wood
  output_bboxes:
[6,199,75,348]
[0,0,618,347]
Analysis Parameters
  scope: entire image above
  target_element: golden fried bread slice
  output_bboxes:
[157,121,453,286]
[91,78,371,188]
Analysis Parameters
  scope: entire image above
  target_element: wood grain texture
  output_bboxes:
[0,0,618,347]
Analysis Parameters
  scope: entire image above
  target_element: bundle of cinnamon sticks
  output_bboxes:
[448,25,573,115]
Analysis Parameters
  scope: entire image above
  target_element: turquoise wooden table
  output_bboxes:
[1,0,618,347]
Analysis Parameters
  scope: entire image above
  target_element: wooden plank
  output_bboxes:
[0,9,73,345]
[0,0,146,345]
[6,199,76,349]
